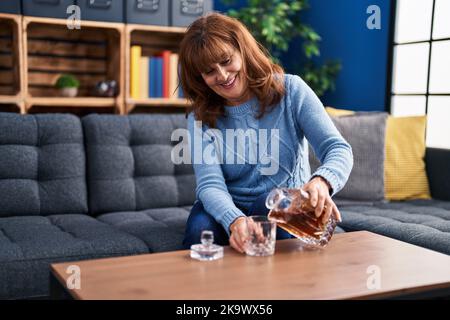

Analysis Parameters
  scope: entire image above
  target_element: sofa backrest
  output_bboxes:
[426,148,450,201]
[82,113,196,215]
[0,113,88,217]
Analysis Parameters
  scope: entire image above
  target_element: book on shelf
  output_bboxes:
[169,53,180,99]
[162,50,171,98]
[140,56,149,99]
[130,46,184,100]
[130,45,141,99]
[178,85,184,99]
[154,55,163,98]
[178,64,184,99]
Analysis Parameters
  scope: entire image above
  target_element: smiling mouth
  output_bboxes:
[220,75,237,89]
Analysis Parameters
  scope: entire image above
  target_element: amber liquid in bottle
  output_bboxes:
[267,189,336,247]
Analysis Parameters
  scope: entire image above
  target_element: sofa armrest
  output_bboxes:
[426,148,450,201]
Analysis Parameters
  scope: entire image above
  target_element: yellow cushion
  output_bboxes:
[384,116,431,200]
[325,106,355,116]
[325,107,431,200]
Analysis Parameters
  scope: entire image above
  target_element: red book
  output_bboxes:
[162,50,171,98]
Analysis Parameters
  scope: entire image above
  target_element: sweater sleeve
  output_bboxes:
[289,75,353,196]
[187,113,246,235]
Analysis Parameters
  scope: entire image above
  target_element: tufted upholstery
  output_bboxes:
[0,113,88,217]
[339,199,450,255]
[0,214,148,299]
[0,112,198,299]
[82,114,196,215]
[97,207,191,253]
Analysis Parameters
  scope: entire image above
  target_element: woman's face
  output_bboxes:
[200,47,252,106]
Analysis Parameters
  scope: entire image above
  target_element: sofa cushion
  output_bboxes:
[98,206,347,250]
[322,108,433,201]
[0,214,149,299]
[0,113,88,217]
[339,199,450,255]
[98,207,190,253]
[385,116,431,200]
[310,112,388,201]
[83,114,196,215]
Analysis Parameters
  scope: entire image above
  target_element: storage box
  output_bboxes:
[170,0,213,27]
[0,0,21,14]
[22,0,75,19]
[125,0,169,26]
[76,0,124,23]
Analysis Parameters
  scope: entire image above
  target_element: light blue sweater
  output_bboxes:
[187,74,353,235]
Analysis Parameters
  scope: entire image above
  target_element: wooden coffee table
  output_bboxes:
[50,231,450,300]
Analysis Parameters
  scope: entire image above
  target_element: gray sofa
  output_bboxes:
[0,112,449,300]
[337,147,450,256]
[0,112,195,299]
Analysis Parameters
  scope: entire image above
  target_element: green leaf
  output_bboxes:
[55,74,79,89]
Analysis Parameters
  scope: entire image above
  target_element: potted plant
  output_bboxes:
[55,74,80,97]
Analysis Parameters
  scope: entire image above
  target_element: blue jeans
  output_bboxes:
[182,192,293,249]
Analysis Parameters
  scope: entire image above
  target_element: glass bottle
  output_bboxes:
[190,230,224,261]
[266,188,337,248]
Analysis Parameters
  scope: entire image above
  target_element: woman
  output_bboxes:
[179,13,353,253]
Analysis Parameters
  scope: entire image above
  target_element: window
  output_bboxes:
[390,0,450,149]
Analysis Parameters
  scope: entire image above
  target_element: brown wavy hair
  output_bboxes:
[179,12,285,128]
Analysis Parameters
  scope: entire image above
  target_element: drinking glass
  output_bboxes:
[244,215,276,256]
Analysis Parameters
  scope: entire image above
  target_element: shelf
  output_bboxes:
[22,16,124,30]
[23,16,125,114]
[0,95,24,114]
[26,97,117,108]
[0,95,21,104]
[127,98,190,107]
[2,14,188,115]
[0,12,21,20]
[126,24,186,34]
[125,22,187,114]
[126,98,190,113]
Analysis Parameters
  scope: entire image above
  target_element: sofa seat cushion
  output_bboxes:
[338,199,450,255]
[98,207,191,253]
[98,207,346,250]
[0,214,148,299]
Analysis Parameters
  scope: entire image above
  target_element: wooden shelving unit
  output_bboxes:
[22,16,125,114]
[0,13,24,113]
[0,15,189,115]
[124,24,190,113]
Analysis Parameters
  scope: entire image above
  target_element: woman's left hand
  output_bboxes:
[302,176,342,224]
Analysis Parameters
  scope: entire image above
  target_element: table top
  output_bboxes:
[51,231,450,300]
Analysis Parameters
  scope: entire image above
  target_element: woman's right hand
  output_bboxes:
[229,217,249,253]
